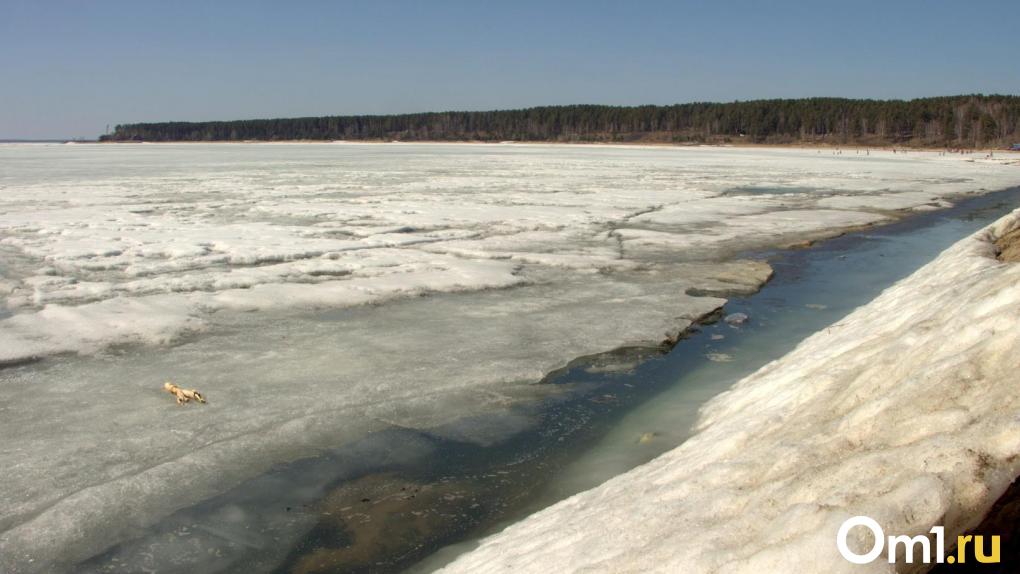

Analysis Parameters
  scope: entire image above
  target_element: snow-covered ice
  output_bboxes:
[0,143,1018,571]
[440,207,1020,574]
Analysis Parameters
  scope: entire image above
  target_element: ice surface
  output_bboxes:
[0,143,1018,571]
[440,208,1020,574]
[2,144,1016,362]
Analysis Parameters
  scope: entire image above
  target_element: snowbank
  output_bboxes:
[440,209,1020,573]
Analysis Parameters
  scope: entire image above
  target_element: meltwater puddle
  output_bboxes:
[77,188,1020,574]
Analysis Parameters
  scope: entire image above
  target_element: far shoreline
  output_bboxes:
[79,139,1020,156]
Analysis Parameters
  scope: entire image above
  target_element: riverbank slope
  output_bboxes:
[441,208,1020,573]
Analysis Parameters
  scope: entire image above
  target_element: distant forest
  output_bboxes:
[102,95,1020,147]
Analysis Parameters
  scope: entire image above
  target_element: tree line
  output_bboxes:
[101,95,1020,147]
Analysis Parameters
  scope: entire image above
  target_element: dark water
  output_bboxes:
[78,188,1020,574]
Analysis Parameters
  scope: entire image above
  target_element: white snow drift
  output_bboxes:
[441,208,1020,574]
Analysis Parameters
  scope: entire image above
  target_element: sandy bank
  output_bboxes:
[996,227,1020,262]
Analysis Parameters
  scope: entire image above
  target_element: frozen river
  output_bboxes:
[1,143,1018,572]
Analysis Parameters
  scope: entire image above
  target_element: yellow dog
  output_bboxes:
[163,381,207,405]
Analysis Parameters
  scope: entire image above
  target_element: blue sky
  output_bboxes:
[2,0,1018,139]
